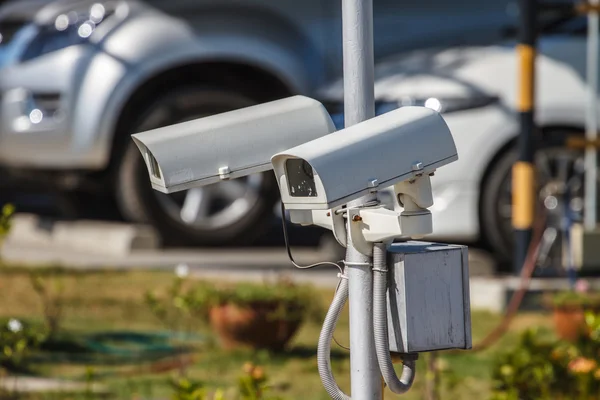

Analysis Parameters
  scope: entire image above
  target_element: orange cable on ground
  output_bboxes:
[445,207,547,355]
[470,207,547,352]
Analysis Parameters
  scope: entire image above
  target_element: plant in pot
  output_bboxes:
[185,279,322,351]
[548,280,600,342]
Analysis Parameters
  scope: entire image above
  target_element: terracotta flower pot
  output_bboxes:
[552,306,588,342]
[209,302,302,351]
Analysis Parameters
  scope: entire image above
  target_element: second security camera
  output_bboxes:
[271,106,458,210]
[131,96,336,194]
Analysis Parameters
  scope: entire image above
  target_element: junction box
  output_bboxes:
[386,241,472,353]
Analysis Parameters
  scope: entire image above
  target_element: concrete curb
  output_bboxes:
[4,213,160,256]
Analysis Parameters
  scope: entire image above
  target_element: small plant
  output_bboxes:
[586,309,600,341]
[491,329,557,400]
[29,271,66,338]
[145,264,201,377]
[168,364,281,400]
[238,362,282,400]
[169,377,208,400]
[491,310,600,400]
[84,366,96,400]
[423,353,463,400]
[0,318,47,371]
[145,274,188,328]
[0,203,14,240]
[144,264,202,335]
[0,204,14,264]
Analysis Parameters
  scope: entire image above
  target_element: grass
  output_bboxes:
[0,265,556,399]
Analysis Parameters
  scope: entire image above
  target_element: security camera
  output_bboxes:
[131,96,336,194]
[271,106,458,211]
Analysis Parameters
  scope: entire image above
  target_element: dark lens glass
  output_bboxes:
[286,159,317,197]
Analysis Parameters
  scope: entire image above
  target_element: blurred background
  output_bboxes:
[1,0,600,399]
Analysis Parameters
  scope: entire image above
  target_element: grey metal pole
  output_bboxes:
[341,1,381,399]
[584,0,599,231]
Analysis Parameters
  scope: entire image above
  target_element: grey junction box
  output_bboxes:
[386,242,472,353]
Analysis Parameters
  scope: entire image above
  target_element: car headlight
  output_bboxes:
[380,95,500,114]
[20,2,120,62]
[326,95,499,130]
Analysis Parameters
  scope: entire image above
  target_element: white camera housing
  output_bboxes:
[131,96,336,194]
[271,106,458,210]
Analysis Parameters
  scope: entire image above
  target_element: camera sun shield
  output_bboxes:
[272,106,458,210]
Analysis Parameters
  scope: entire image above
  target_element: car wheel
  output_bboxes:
[480,147,517,265]
[481,133,588,272]
[115,87,280,246]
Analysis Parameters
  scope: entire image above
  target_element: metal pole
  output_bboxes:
[584,0,599,231]
[341,0,381,399]
[513,0,538,274]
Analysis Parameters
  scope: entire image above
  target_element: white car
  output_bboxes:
[321,33,593,269]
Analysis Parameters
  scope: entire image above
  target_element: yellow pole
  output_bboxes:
[513,0,538,273]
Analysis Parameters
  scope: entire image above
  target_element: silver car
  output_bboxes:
[0,0,515,245]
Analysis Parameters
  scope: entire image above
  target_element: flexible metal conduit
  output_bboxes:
[372,243,416,394]
[317,272,351,400]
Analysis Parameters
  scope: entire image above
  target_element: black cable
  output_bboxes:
[280,202,350,352]
[279,202,344,275]
[280,202,349,350]
[333,336,350,351]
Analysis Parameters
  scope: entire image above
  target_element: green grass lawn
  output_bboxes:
[0,266,556,399]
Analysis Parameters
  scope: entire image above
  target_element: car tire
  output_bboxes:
[480,147,517,264]
[481,130,588,269]
[115,87,280,246]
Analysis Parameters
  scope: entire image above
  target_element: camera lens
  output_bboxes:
[285,158,317,197]
[302,160,314,178]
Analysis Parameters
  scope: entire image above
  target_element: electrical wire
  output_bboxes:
[280,202,344,275]
[332,336,350,351]
[280,202,350,351]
